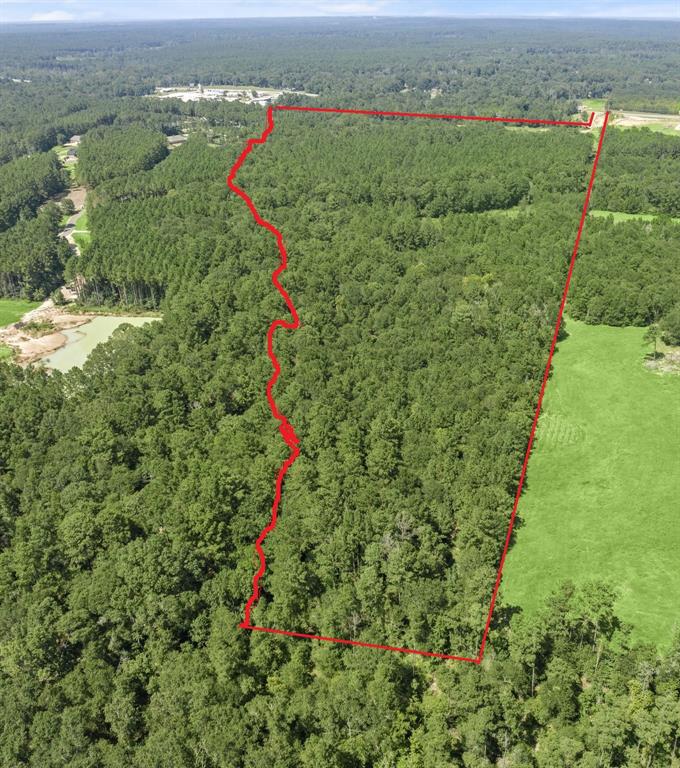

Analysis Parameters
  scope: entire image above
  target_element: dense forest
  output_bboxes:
[0,151,65,232]
[592,129,680,216]
[77,126,169,187]
[0,204,70,299]
[0,17,679,768]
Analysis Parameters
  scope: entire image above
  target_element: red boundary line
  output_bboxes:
[228,104,609,663]
[276,104,595,128]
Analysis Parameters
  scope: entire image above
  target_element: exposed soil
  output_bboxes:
[0,298,94,366]
[580,105,680,132]
[66,186,87,210]
[645,349,680,374]
[0,181,92,366]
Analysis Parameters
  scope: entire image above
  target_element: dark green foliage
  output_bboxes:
[661,305,680,346]
[68,137,254,306]
[224,115,591,653]
[0,205,70,300]
[0,17,679,768]
[0,286,678,764]
[592,128,680,216]
[77,126,168,187]
[569,218,680,326]
[71,118,591,308]
[0,151,65,232]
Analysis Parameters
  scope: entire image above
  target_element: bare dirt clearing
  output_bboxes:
[0,299,94,365]
[582,105,680,132]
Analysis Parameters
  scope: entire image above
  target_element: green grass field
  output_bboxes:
[75,210,88,230]
[0,298,40,327]
[73,210,91,246]
[581,98,607,111]
[590,209,680,225]
[502,318,680,647]
[637,123,680,137]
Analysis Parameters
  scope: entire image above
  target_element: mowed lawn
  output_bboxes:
[502,318,680,647]
[0,298,40,327]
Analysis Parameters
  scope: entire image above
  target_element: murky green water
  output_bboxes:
[41,316,157,372]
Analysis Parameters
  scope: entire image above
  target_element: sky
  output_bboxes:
[1,0,678,23]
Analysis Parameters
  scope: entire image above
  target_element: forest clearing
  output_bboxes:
[502,318,680,647]
[581,102,680,133]
[590,209,680,224]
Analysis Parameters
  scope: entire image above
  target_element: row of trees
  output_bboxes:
[0,151,65,232]
[77,125,169,187]
[0,204,70,300]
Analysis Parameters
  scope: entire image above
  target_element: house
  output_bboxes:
[167,134,188,146]
[67,135,81,146]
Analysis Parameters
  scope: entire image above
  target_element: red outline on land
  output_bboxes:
[227,104,609,664]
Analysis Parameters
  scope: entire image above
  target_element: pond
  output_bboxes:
[40,316,157,372]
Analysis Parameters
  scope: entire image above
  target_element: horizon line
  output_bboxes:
[3,15,679,25]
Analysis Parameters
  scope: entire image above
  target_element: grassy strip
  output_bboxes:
[73,232,91,247]
[485,204,533,217]
[0,298,41,327]
[502,318,680,647]
[590,209,680,224]
[581,98,607,111]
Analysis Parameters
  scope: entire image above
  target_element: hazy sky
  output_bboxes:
[1,0,678,23]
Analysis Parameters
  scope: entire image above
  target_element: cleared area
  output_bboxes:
[502,318,680,646]
[0,298,40,327]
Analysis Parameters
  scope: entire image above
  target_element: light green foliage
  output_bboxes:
[581,98,607,111]
[0,298,40,326]
[502,318,680,646]
[590,209,680,224]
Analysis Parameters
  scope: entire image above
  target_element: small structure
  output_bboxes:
[167,134,188,147]
[67,135,81,146]
[66,148,77,158]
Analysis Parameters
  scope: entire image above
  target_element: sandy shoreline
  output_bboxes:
[0,299,95,366]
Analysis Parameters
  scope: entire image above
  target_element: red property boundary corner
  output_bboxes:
[227,104,609,664]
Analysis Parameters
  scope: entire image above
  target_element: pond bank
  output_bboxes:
[0,298,95,365]
[0,299,158,370]
[40,315,157,372]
